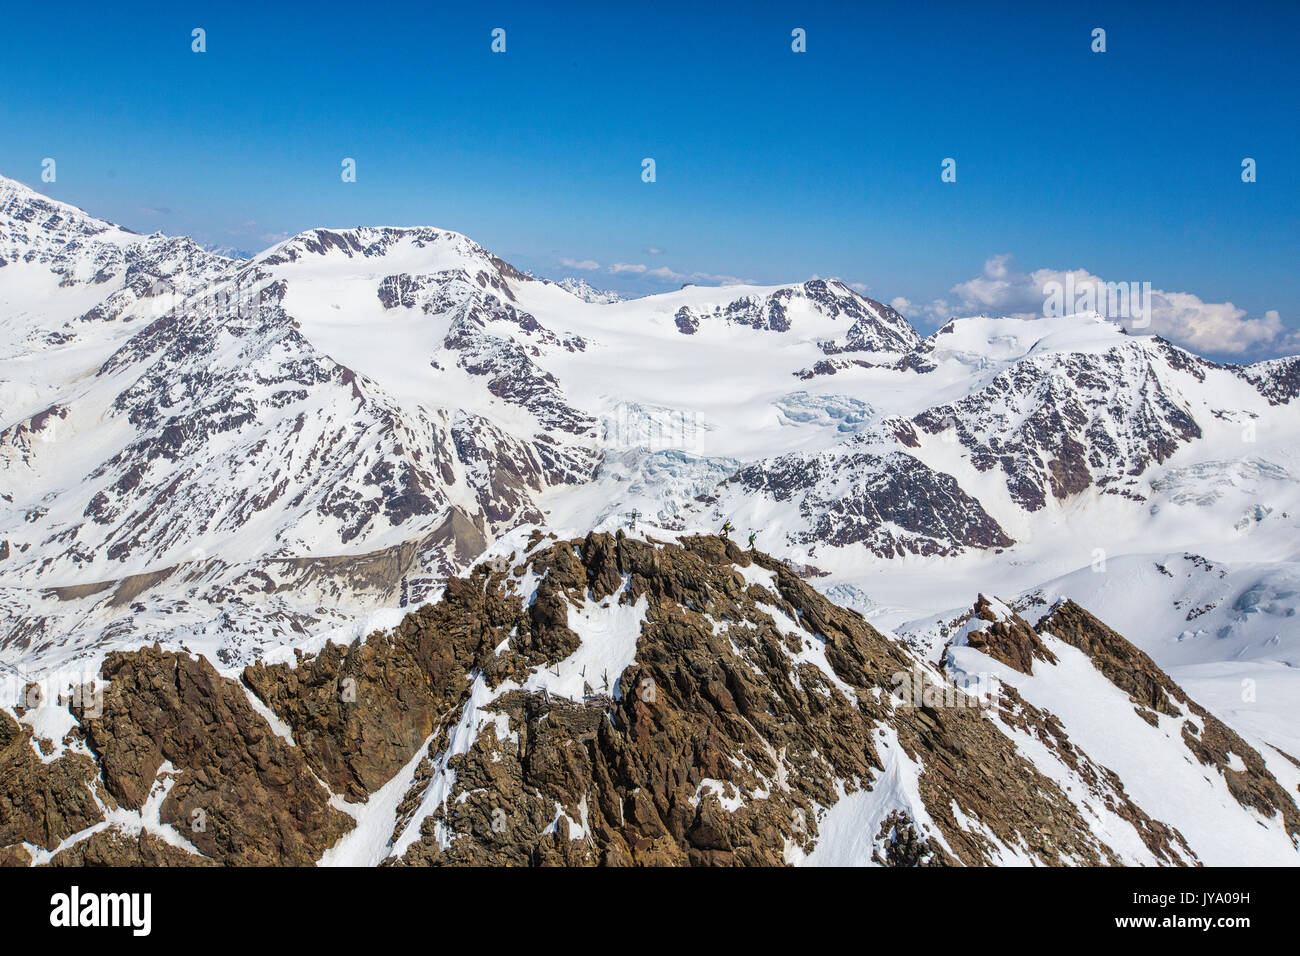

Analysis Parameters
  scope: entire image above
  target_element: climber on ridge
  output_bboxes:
[720,520,734,538]
[748,531,757,550]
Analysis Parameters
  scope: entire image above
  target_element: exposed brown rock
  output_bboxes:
[0,844,32,867]
[0,709,102,852]
[75,646,351,865]
[957,595,1058,675]
[389,534,1125,867]
[30,534,1294,868]
[242,558,528,800]
[45,827,217,866]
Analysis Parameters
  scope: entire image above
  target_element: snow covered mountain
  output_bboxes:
[552,276,623,304]
[2,174,1298,866]
[0,175,958,675]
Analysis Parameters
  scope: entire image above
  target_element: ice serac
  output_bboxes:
[5,534,1295,867]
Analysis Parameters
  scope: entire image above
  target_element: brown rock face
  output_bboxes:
[0,844,32,867]
[5,533,1294,867]
[382,533,1126,866]
[0,709,102,851]
[75,646,352,865]
[241,559,532,801]
[46,828,217,866]
[959,595,1058,675]
[241,631,442,803]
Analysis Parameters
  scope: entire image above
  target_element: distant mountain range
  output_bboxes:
[2,174,1298,866]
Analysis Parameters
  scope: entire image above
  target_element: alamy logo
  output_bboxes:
[1042,273,1152,328]
[609,402,702,452]
[146,278,276,320]
[49,886,152,936]
[890,667,1001,710]
[3,672,103,719]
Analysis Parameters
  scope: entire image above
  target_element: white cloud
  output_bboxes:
[948,253,1046,317]
[1143,295,1288,356]
[913,255,1295,357]
[560,257,601,271]
[606,261,750,286]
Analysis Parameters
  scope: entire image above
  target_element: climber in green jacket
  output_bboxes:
[720,520,734,538]
[747,531,757,550]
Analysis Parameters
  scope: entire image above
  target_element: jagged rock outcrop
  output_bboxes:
[1236,355,1300,406]
[3,534,1297,867]
[912,337,1203,511]
[75,646,352,865]
[672,280,920,356]
[873,811,947,866]
[241,566,527,801]
[956,595,1058,674]
[0,709,102,851]
[363,534,1182,866]
[46,828,216,867]
[715,449,1014,556]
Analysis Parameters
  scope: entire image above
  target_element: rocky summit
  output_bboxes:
[3,532,1296,867]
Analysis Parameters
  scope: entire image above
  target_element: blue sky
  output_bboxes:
[2,0,1297,357]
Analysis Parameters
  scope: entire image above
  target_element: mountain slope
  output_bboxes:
[3,174,978,674]
[3,534,1295,867]
[3,176,1300,868]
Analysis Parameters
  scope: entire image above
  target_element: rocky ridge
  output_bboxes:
[3,533,1296,867]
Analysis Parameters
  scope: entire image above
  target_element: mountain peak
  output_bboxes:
[554,275,623,303]
[0,173,132,256]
